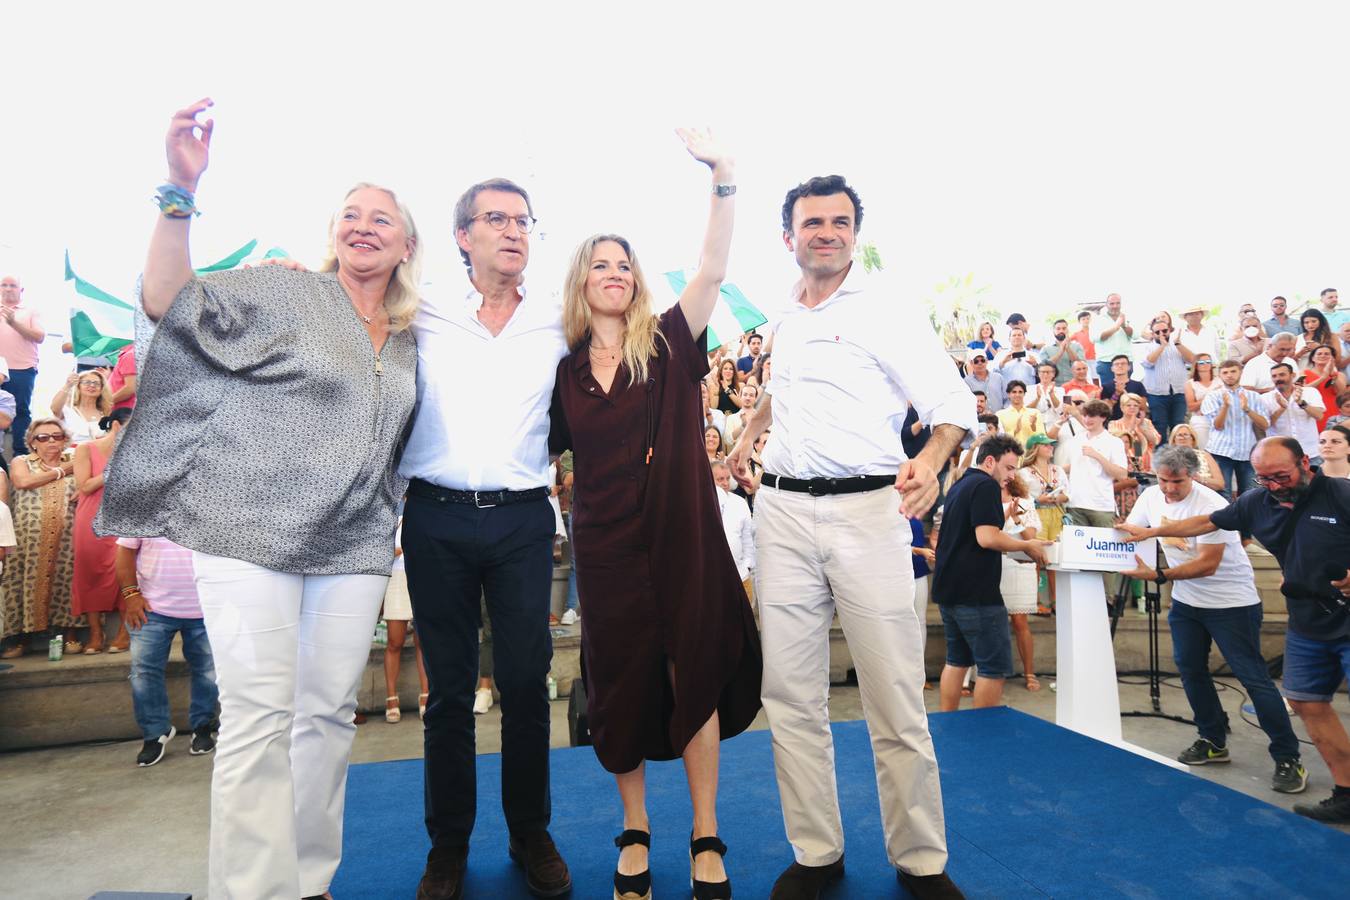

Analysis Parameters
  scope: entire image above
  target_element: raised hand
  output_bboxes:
[1239,391,1249,411]
[675,127,734,178]
[166,98,215,193]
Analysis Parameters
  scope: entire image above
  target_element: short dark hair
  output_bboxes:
[1006,313,1027,325]
[1322,287,1338,297]
[1272,295,1287,303]
[976,433,1023,465]
[1111,354,1131,364]
[1038,361,1057,373]
[1007,380,1027,393]
[1218,359,1242,372]
[1053,318,1068,327]
[977,414,999,427]
[1077,310,1092,321]
[971,389,987,398]
[1271,362,1296,376]
[452,177,534,268]
[747,332,762,343]
[1082,399,1112,419]
[781,175,864,233]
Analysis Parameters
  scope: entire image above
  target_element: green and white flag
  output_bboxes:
[65,240,284,358]
[661,270,766,350]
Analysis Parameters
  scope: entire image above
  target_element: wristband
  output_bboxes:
[155,183,200,218]
[713,183,737,197]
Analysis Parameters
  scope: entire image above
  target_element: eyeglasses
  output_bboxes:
[1195,359,1212,365]
[31,434,66,444]
[469,211,537,234]
[77,379,102,387]
[1253,472,1298,487]
[1069,400,1085,405]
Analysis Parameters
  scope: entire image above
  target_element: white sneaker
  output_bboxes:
[473,688,493,715]
[560,609,578,626]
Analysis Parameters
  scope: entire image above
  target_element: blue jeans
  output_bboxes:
[1147,391,1187,445]
[564,516,579,613]
[1095,360,1115,387]
[1169,600,1299,761]
[1211,454,1255,500]
[129,611,219,740]
[1282,629,1350,703]
[6,367,37,456]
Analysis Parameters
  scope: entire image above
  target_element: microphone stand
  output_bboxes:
[1113,541,1193,726]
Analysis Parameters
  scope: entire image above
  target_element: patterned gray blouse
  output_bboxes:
[96,267,417,575]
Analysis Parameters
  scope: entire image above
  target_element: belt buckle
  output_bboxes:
[473,491,498,509]
[807,478,830,497]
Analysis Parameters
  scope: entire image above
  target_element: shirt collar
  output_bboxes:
[462,275,527,318]
[787,260,868,312]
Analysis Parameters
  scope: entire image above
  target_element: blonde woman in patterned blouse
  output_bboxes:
[97,99,421,900]
[0,418,79,657]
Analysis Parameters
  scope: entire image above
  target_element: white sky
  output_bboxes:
[4,1,1349,394]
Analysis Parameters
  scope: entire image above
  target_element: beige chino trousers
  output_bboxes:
[755,485,948,875]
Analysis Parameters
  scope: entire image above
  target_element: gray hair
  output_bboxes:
[1270,331,1297,344]
[710,459,730,474]
[1153,445,1200,477]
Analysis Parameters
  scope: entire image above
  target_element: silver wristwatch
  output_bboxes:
[713,183,737,197]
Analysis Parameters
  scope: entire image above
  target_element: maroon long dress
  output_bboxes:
[549,305,762,773]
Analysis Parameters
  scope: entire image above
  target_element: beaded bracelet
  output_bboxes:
[119,585,143,598]
[155,183,200,218]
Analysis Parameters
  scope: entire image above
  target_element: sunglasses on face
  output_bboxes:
[32,434,66,444]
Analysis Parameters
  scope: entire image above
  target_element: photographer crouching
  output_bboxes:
[1120,437,1350,824]
[1118,445,1305,792]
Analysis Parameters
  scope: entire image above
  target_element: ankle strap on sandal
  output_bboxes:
[614,828,651,849]
[690,834,727,857]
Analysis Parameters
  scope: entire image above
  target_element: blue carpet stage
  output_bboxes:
[334,708,1350,898]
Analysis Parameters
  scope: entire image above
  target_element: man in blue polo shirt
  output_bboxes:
[1120,436,1350,824]
[933,434,1049,712]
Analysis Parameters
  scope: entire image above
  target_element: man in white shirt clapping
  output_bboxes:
[711,461,755,603]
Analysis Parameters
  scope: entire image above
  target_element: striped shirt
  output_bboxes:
[1139,342,1189,395]
[1200,386,1265,461]
[115,537,201,619]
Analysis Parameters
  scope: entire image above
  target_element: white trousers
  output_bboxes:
[755,486,947,875]
[193,551,387,899]
[914,575,930,655]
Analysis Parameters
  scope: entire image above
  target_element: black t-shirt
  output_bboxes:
[1209,474,1350,640]
[933,468,1005,607]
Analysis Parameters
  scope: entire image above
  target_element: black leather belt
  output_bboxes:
[762,473,895,496]
[408,478,549,509]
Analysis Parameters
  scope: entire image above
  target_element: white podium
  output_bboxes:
[1040,526,1188,772]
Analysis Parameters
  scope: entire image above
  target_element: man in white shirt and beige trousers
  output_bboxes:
[731,176,974,900]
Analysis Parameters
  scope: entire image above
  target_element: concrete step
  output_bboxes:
[0,603,1293,751]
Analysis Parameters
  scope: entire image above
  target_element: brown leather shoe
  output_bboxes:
[897,869,965,900]
[508,830,572,897]
[415,844,468,900]
[769,855,845,899]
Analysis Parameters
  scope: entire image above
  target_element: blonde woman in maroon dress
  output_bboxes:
[72,407,133,652]
[549,129,761,900]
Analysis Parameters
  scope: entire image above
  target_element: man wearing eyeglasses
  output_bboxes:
[1119,436,1350,825]
[399,179,572,899]
[1140,316,1196,445]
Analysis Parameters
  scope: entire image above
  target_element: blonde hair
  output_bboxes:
[319,182,422,333]
[562,234,666,386]
[1169,423,1197,445]
[68,370,113,415]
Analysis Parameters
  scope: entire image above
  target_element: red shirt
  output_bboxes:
[1070,328,1096,361]
[1062,378,1101,399]
[109,345,136,410]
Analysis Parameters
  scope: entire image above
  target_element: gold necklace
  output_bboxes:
[589,344,621,365]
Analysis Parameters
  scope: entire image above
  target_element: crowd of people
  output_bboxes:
[3,95,1349,900]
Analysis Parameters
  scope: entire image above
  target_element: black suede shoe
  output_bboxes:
[508,829,572,897]
[897,869,965,899]
[416,844,467,900]
[769,855,844,899]
[613,828,651,900]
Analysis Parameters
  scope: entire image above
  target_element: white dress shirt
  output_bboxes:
[400,279,569,490]
[717,487,755,580]
[1177,325,1220,362]
[1262,388,1326,458]
[761,266,977,479]
[1240,353,1298,392]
